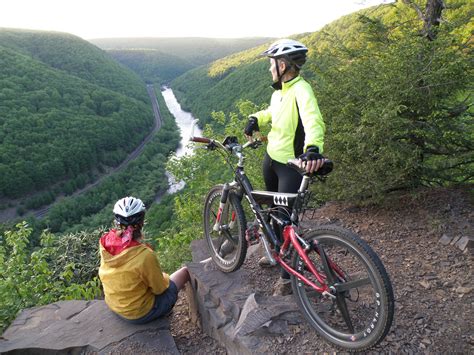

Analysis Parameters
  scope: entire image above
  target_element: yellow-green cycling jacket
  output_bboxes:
[251,76,325,164]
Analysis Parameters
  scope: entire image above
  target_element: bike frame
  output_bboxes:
[191,121,394,350]
[230,164,332,295]
[190,120,334,295]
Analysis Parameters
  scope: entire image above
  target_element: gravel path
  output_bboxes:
[170,186,473,353]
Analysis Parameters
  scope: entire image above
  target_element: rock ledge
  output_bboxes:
[186,240,304,355]
[0,300,178,354]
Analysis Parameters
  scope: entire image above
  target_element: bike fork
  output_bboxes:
[213,183,236,231]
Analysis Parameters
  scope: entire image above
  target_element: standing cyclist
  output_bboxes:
[244,39,326,296]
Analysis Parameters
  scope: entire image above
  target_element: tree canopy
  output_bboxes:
[169,0,473,199]
[0,29,156,200]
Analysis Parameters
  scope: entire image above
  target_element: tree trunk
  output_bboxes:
[423,0,445,40]
[401,0,445,40]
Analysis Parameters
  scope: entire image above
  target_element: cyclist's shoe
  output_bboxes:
[258,256,276,268]
[219,240,235,257]
[273,277,292,296]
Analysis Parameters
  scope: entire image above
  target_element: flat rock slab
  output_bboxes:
[0,300,179,354]
[187,239,303,355]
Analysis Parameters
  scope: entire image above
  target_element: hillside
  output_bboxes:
[0,28,148,101]
[0,2,472,350]
[170,0,473,200]
[93,37,274,84]
[106,49,194,83]
[90,37,274,67]
[171,1,472,121]
[0,29,156,204]
[2,186,471,351]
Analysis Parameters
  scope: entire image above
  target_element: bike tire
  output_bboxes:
[203,185,248,272]
[290,225,394,351]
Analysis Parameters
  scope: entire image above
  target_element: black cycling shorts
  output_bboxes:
[263,152,302,194]
[263,152,302,280]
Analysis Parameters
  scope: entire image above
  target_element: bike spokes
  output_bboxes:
[335,276,371,293]
[291,226,394,351]
[335,293,355,333]
[313,243,356,333]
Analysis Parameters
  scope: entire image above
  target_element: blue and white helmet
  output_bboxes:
[113,196,146,226]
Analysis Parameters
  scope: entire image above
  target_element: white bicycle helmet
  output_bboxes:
[261,39,308,58]
[262,39,308,74]
[113,196,146,226]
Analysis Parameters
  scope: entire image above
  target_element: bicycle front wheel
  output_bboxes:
[203,185,247,272]
[291,225,394,351]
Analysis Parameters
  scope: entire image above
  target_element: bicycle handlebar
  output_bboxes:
[190,119,261,152]
[190,119,333,176]
[191,136,211,144]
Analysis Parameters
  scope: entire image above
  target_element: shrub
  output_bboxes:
[0,222,102,332]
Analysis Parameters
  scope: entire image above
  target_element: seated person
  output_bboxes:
[99,196,189,324]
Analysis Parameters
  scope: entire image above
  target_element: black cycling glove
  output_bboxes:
[299,146,324,161]
[244,116,259,136]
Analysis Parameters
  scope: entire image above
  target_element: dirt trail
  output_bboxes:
[170,186,473,353]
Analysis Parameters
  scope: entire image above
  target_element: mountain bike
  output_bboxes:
[190,120,394,351]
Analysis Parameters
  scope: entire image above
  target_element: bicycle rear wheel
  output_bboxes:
[203,185,247,272]
[291,225,394,351]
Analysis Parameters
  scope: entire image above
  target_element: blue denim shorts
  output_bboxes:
[121,281,178,325]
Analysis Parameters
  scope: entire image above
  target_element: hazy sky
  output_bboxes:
[1,0,390,39]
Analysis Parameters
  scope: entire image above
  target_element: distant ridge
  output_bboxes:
[90,37,274,67]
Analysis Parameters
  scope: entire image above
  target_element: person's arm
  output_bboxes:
[297,85,325,153]
[245,107,271,137]
[252,107,272,127]
[140,250,170,295]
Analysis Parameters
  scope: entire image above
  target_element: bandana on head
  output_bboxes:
[100,226,141,255]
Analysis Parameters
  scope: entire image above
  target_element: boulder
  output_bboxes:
[455,235,474,252]
[0,300,178,354]
[187,239,303,355]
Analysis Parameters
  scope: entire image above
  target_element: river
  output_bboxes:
[160,86,202,195]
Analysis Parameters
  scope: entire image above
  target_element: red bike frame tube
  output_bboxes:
[275,226,330,292]
[275,254,327,293]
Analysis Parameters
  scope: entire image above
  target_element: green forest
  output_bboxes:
[106,49,194,83]
[91,37,273,66]
[172,0,473,199]
[1,0,473,333]
[0,29,156,202]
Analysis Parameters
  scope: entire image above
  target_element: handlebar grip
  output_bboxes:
[317,160,333,176]
[287,159,333,176]
[191,137,211,144]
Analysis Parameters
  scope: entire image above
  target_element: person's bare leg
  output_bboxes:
[170,266,190,290]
